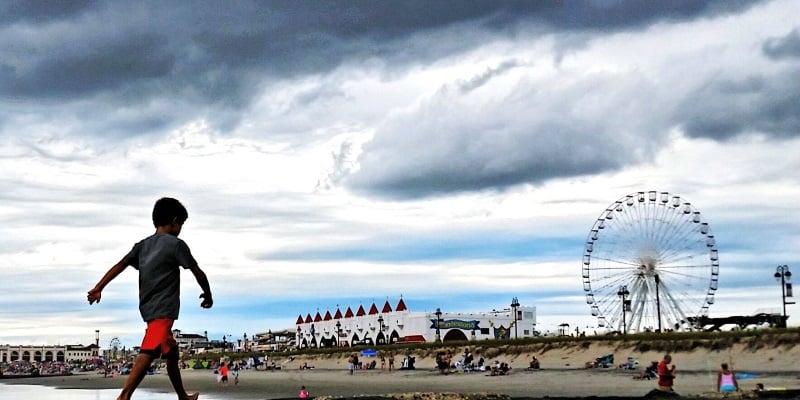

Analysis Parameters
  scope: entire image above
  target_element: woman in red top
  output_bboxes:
[657,354,676,391]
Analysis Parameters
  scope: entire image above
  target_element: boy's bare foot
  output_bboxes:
[185,392,199,400]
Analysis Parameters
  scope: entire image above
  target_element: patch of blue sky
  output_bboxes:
[264,234,582,263]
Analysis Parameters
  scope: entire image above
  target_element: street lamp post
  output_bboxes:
[510,297,520,339]
[775,265,793,327]
[296,326,302,349]
[434,308,442,342]
[335,320,341,347]
[654,274,662,332]
[617,285,630,335]
[243,332,248,352]
[377,315,384,344]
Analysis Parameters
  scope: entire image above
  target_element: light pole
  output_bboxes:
[617,285,630,335]
[654,274,662,332]
[434,308,442,342]
[243,332,248,352]
[775,265,792,327]
[335,320,342,347]
[377,315,384,344]
[296,326,302,349]
[510,297,520,339]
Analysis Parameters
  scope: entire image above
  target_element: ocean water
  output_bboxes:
[0,383,228,400]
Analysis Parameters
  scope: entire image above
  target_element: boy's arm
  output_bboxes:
[189,264,213,308]
[87,257,129,305]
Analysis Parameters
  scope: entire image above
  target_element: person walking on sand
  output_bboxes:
[348,353,356,375]
[219,362,229,386]
[717,363,739,392]
[656,354,676,392]
[88,197,213,400]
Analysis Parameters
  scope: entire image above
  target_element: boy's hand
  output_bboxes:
[199,292,213,309]
[87,288,102,305]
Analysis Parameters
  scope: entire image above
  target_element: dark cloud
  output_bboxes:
[345,70,663,199]
[0,0,94,23]
[0,0,763,138]
[457,60,519,94]
[1,33,175,98]
[676,69,800,140]
[763,28,800,60]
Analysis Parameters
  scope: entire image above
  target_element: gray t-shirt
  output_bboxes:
[125,233,196,321]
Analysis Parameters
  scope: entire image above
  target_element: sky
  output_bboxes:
[0,0,798,348]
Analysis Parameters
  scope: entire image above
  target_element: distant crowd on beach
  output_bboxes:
[0,359,90,377]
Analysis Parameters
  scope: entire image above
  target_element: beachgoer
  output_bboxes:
[348,354,356,375]
[87,197,213,400]
[232,364,239,385]
[717,363,739,392]
[219,362,229,386]
[436,351,449,375]
[529,356,540,369]
[381,355,386,370]
[633,361,658,380]
[388,352,395,371]
[299,385,309,398]
[656,354,676,392]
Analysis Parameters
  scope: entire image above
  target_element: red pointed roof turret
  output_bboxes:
[314,312,322,322]
[334,308,343,319]
[395,298,408,312]
[296,315,304,325]
[305,314,313,323]
[356,305,366,316]
[323,310,332,321]
[368,303,379,315]
[381,300,393,313]
[344,307,354,318]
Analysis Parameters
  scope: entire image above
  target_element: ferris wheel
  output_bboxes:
[581,191,719,333]
[108,337,122,358]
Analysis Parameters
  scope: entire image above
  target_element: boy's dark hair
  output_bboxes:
[152,197,188,227]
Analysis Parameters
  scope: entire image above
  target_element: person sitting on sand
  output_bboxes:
[529,356,540,369]
[633,361,658,380]
[490,360,501,376]
[299,385,309,398]
[717,363,739,392]
[500,362,510,375]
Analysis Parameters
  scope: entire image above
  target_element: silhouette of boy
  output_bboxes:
[88,197,213,400]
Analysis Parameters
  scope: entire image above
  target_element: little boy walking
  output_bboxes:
[88,197,213,400]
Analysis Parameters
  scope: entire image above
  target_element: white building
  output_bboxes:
[294,298,536,348]
[0,344,100,363]
[172,329,209,351]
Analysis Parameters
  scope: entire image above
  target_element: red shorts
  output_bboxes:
[141,318,177,357]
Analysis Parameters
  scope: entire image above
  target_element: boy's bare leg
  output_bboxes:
[117,353,154,400]
[166,355,199,400]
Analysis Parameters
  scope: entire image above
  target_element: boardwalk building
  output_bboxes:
[295,298,536,348]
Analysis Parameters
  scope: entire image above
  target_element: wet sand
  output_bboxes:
[5,366,797,400]
[7,341,800,399]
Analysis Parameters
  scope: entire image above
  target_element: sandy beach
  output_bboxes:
[6,340,800,400]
